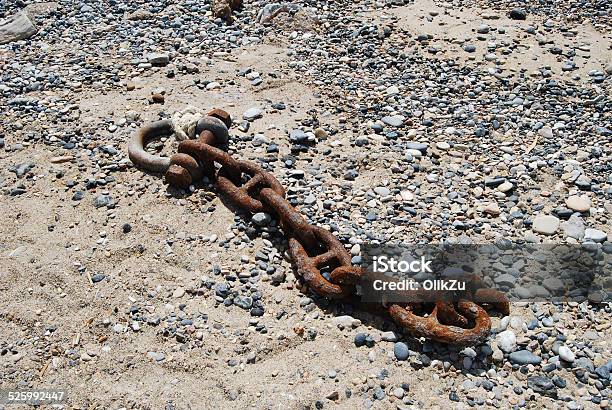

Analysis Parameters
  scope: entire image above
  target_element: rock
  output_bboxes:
[594,365,610,380]
[213,0,242,20]
[50,155,74,164]
[173,287,185,298]
[234,296,253,309]
[354,332,368,347]
[508,350,542,365]
[93,194,113,208]
[381,331,398,342]
[0,11,37,45]
[127,9,154,21]
[406,142,428,152]
[252,212,271,226]
[484,177,506,188]
[386,85,400,95]
[464,44,476,52]
[461,347,477,358]
[542,277,564,294]
[373,187,391,196]
[392,387,404,399]
[394,342,410,361]
[381,115,404,127]
[497,182,513,193]
[497,330,517,353]
[332,315,360,328]
[373,387,385,400]
[91,274,106,283]
[509,8,527,20]
[532,215,560,235]
[326,391,339,401]
[314,128,328,139]
[574,357,594,372]
[494,274,517,287]
[584,228,607,243]
[243,107,263,121]
[558,346,575,362]
[484,202,501,216]
[147,52,170,66]
[560,215,585,240]
[477,24,490,34]
[151,93,164,104]
[565,195,591,212]
[206,81,221,90]
[528,375,557,398]
[147,351,165,362]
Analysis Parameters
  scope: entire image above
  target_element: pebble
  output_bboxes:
[394,342,410,361]
[381,331,398,342]
[508,350,542,365]
[565,195,591,212]
[497,330,517,353]
[532,215,560,235]
[381,116,404,127]
[558,346,575,363]
[332,315,360,329]
[252,213,271,226]
[509,8,527,20]
[584,228,607,243]
[497,182,513,193]
[243,108,263,121]
[93,194,113,209]
[484,202,501,216]
[147,52,170,66]
[354,333,368,347]
[528,376,557,397]
[560,215,585,239]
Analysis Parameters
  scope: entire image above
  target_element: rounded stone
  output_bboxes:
[565,195,591,212]
[532,215,560,235]
[354,332,368,347]
[509,8,527,20]
[394,342,410,361]
[508,350,542,365]
[497,330,517,353]
[558,346,575,362]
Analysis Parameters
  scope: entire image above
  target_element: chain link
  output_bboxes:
[129,110,510,345]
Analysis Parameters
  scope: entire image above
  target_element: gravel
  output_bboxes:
[0,0,610,408]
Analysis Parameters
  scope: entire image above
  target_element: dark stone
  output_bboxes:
[91,274,106,283]
[484,177,506,188]
[509,8,527,20]
[528,375,557,398]
[353,334,367,348]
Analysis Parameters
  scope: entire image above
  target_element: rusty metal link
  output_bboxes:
[388,300,492,345]
[286,225,361,299]
[130,110,510,345]
[259,188,318,252]
[217,161,285,213]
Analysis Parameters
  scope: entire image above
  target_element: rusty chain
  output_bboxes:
[128,109,510,345]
